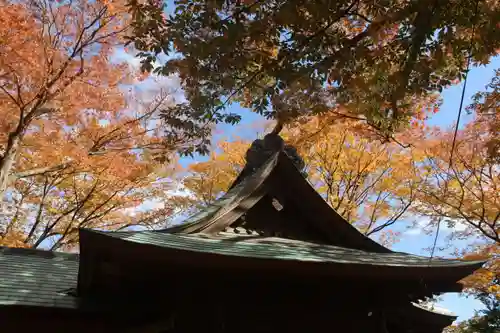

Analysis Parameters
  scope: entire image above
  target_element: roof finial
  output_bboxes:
[242,130,306,178]
[229,119,306,189]
[269,118,306,174]
[244,132,285,173]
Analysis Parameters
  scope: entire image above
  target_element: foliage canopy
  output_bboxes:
[128,0,499,153]
[0,0,190,249]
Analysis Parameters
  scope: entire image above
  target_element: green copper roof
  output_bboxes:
[93,230,485,268]
[0,247,78,309]
[0,233,485,310]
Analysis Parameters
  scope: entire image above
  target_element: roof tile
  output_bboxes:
[96,230,485,268]
[0,247,79,309]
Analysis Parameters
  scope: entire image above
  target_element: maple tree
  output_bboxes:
[0,0,212,200]
[467,69,499,162]
[182,138,248,207]
[0,0,195,249]
[284,118,423,239]
[408,116,499,299]
[0,151,184,250]
[413,121,499,244]
[444,279,499,333]
[127,0,499,149]
[0,0,130,199]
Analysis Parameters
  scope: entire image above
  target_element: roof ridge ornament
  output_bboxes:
[242,133,306,179]
[244,133,284,172]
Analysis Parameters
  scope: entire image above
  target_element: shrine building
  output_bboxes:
[0,133,485,332]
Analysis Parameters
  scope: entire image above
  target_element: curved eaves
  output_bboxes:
[77,229,485,296]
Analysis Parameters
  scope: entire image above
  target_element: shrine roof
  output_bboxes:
[160,151,278,235]
[86,229,485,270]
[0,239,484,311]
[77,133,483,282]
[0,133,487,317]
[0,246,78,309]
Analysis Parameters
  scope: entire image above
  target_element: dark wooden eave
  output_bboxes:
[388,302,457,333]
[76,228,485,298]
[0,245,477,312]
[0,244,478,333]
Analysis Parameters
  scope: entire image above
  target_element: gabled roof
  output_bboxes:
[160,151,278,235]
[162,149,390,252]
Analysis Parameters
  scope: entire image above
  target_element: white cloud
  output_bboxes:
[110,47,143,70]
[110,46,177,73]
[109,46,187,113]
[405,228,423,236]
[404,218,432,236]
[121,206,138,217]
[404,218,470,236]
[168,183,196,200]
[119,183,195,219]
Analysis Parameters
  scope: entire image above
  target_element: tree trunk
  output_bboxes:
[0,132,22,200]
